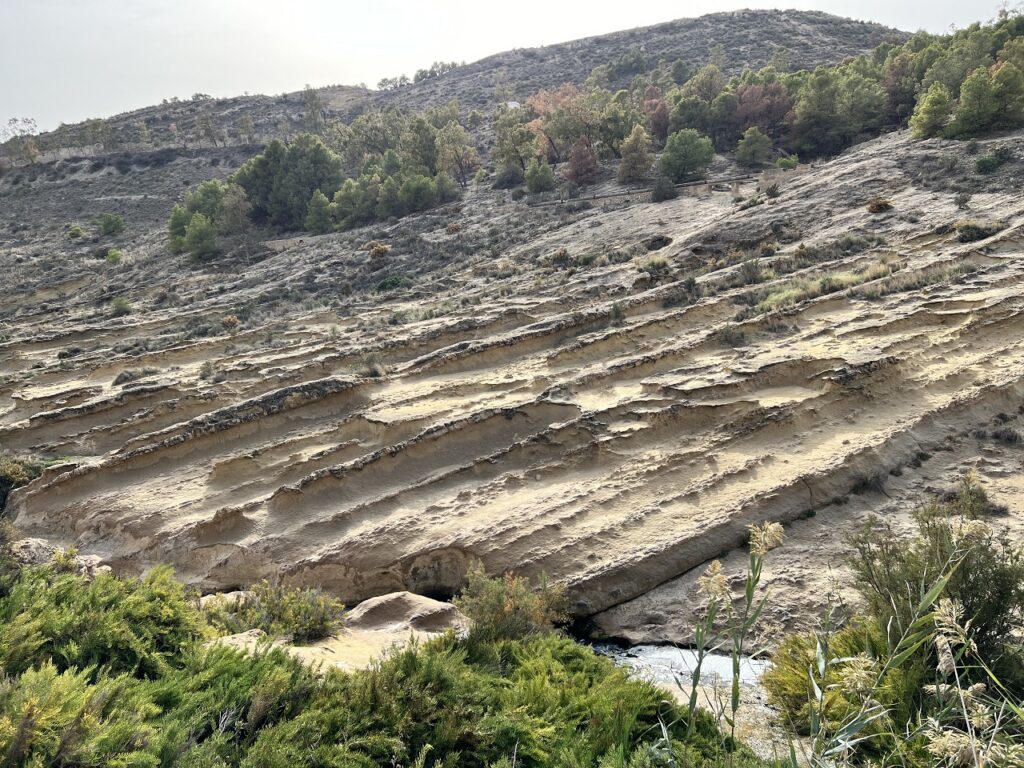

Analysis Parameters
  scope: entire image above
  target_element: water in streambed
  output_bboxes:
[593,643,770,688]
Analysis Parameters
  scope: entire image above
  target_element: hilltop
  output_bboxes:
[5,9,902,159]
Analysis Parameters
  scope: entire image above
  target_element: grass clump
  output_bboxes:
[203,580,346,643]
[739,260,894,317]
[955,219,1005,242]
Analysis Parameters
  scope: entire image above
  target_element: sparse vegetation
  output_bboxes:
[109,296,132,318]
[955,219,1005,242]
[651,175,678,202]
[96,212,125,236]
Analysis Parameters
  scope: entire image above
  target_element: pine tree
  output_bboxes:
[948,67,998,137]
[304,189,332,234]
[659,129,714,182]
[909,81,954,138]
[617,125,654,183]
[735,127,773,166]
[183,213,220,259]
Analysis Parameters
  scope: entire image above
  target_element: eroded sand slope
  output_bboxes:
[4,130,1024,638]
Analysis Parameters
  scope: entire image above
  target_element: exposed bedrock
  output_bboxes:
[6,130,1024,637]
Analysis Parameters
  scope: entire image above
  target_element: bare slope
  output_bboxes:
[4,128,1024,640]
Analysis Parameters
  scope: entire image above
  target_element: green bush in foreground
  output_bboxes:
[0,549,770,767]
[203,580,346,643]
[763,475,1024,765]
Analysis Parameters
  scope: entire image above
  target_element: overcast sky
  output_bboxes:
[0,1,997,132]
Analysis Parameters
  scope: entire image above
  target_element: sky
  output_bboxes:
[0,1,999,132]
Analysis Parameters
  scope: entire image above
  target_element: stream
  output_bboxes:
[592,643,771,688]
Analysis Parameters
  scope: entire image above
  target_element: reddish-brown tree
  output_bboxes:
[563,136,599,185]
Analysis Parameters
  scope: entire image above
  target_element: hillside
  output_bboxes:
[5,9,902,159]
[377,9,904,112]
[5,121,1024,640]
[4,8,1024,649]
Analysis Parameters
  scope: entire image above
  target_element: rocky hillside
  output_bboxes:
[4,111,1024,641]
[378,9,904,112]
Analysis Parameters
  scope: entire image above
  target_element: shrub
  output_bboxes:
[735,126,772,167]
[66,225,84,239]
[0,454,45,511]
[764,183,781,198]
[525,157,555,193]
[183,212,221,259]
[651,175,678,202]
[203,581,346,643]
[767,475,1024,744]
[105,248,122,265]
[975,146,1013,173]
[492,165,525,190]
[303,188,332,234]
[563,136,599,185]
[96,212,125,236]
[955,219,1004,242]
[358,352,387,377]
[0,564,204,678]
[716,324,747,347]
[109,296,132,318]
[775,154,799,170]
[454,564,566,643]
[365,240,391,260]
[866,197,893,214]
[617,124,654,183]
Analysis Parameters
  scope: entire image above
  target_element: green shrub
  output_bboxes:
[454,563,566,643]
[775,155,799,170]
[765,475,1024,761]
[525,157,556,193]
[66,225,84,239]
[651,175,678,202]
[203,581,346,643]
[96,212,125,235]
[110,296,132,318]
[717,324,747,347]
[659,128,714,182]
[0,454,44,511]
[0,562,769,767]
[0,564,204,678]
[106,248,123,265]
[183,212,221,259]
[974,146,1013,173]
